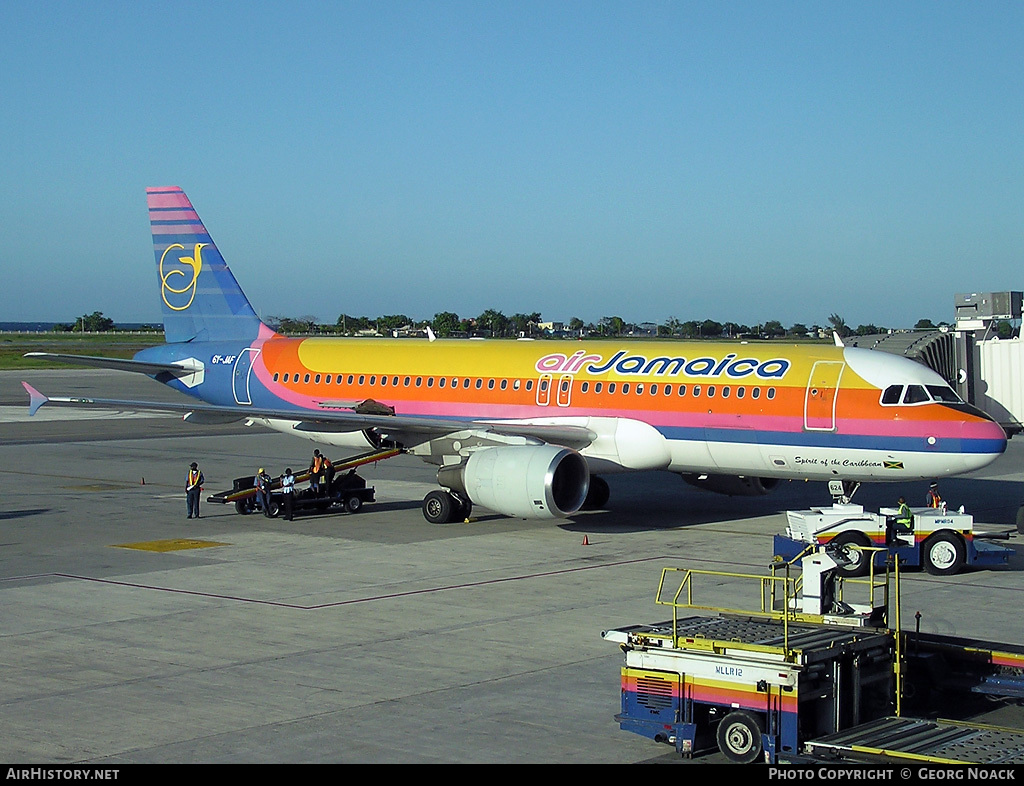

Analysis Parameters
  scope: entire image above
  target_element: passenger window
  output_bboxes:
[752,388,760,399]
[315,374,321,384]
[609,383,617,393]
[381,376,387,386]
[693,385,701,397]
[326,375,332,384]
[526,380,533,391]
[273,372,279,382]
[722,387,730,398]
[475,379,482,389]
[707,386,715,397]
[304,374,311,384]
[369,375,375,385]
[650,384,657,395]
[767,388,776,399]
[622,383,630,394]
[581,382,589,393]
[737,387,745,399]
[595,382,603,393]
[426,377,434,387]
[635,384,643,395]
[489,379,496,389]
[881,385,903,405]
[358,375,365,385]
[678,385,686,397]
[500,379,507,390]
[513,379,521,391]
[664,385,672,395]
[415,377,422,387]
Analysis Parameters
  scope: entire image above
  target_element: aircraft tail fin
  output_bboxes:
[147,186,266,344]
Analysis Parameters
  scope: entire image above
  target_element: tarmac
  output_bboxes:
[2,369,1024,764]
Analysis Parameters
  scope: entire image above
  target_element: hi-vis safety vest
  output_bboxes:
[187,469,202,489]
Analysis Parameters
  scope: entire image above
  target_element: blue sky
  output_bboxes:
[1,1,1021,329]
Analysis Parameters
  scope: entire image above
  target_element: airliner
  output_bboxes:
[22,186,1007,523]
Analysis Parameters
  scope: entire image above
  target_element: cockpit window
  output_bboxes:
[903,385,930,404]
[927,385,962,403]
[881,385,903,405]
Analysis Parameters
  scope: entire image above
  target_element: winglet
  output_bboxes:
[426,326,437,342]
[833,331,845,347]
[22,382,49,416]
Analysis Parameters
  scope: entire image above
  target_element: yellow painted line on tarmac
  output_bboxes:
[112,539,229,552]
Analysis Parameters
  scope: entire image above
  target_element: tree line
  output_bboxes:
[269,310,960,339]
[55,309,1018,340]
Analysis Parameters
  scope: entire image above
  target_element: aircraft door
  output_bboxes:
[556,374,573,407]
[536,374,552,406]
[804,361,844,431]
[232,348,260,405]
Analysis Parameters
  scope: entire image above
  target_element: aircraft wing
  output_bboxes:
[21,383,597,450]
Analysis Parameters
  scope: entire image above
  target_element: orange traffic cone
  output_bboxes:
[582,535,589,546]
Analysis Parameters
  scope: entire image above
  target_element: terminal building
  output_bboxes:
[845,291,1024,437]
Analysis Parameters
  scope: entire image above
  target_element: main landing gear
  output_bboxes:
[422,489,473,523]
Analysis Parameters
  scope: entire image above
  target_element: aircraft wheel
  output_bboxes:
[453,495,472,521]
[423,490,455,524]
[830,532,872,577]
[716,710,763,764]
[345,495,363,513]
[923,532,966,576]
[581,476,609,510]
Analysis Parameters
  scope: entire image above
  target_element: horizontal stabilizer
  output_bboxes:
[22,382,48,416]
[23,352,195,376]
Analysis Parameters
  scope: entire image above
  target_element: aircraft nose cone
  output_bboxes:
[959,416,1008,473]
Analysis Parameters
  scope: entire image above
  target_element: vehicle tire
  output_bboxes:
[265,499,281,518]
[423,490,455,524]
[829,532,873,578]
[581,476,610,510]
[234,500,251,515]
[923,532,966,576]
[716,710,763,764]
[345,495,363,513]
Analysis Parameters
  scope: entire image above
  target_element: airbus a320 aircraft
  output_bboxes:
[23,187,1007,523]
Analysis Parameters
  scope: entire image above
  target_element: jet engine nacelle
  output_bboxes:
[438,445,590,520]
[680,473,780,496]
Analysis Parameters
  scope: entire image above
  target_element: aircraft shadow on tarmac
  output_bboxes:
[0,508,51,520]
[557,473,1024,535]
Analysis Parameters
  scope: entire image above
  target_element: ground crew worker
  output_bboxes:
[281,467,296,521]
[322,454,334,494]
[895,496,913,533]
[255,467,272,515]
[309,450,324,495]
[926,482,943,509]
[186,462,204,519]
